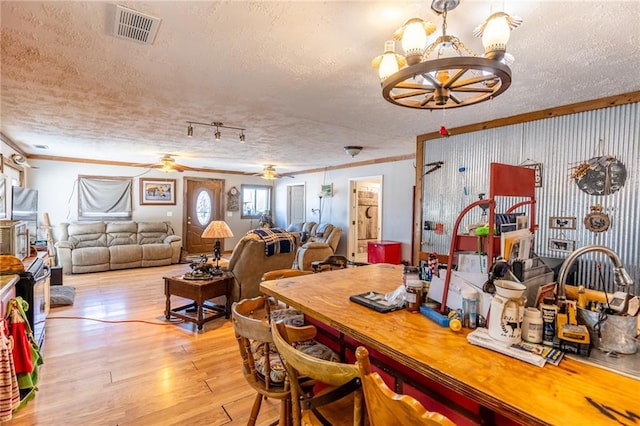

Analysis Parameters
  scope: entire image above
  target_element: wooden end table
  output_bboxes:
[164,272,233,331]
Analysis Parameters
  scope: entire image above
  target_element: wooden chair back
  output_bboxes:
[271,321,364,426]
[262,269,313,281]
[355,346,455,426]
[232,296,291,426]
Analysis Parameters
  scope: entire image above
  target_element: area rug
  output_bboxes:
[49,286,76,308]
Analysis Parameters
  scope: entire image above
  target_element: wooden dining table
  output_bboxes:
[260,263,639,425]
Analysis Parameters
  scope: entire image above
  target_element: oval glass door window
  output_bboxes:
[196,190,212,225]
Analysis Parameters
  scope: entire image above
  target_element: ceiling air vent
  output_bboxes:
[112,5,161,45]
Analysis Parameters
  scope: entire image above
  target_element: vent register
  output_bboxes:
[112,5,161,45]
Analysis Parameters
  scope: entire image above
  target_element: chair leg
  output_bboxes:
[249,393,263,426]
[279,395,292,426]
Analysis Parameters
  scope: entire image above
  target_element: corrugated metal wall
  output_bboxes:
[422,102,639,295]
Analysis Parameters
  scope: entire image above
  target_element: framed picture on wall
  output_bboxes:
[140,178,176,205]
[548,238,575,253]
[549,216,576,230]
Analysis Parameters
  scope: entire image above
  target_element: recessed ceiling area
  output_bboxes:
[1,1,639,175]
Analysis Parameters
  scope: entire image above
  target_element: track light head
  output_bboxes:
[239,132,246,143]
[214,130,221,141]
[187,124,193,137]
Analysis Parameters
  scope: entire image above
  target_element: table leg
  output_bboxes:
[165,281,171,320]
[196,301,203,331]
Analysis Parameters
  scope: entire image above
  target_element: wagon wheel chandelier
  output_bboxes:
[372,0,522,110]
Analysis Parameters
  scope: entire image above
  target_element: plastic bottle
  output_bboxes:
[522,307,543,343]
[461,288,478,328]
[540,297,558,346]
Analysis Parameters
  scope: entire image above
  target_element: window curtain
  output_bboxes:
[78,176,132,220]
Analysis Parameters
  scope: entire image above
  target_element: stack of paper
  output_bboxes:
[467,328,546,367]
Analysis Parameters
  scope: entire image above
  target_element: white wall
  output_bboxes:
[22,158,273,250]
[274,159,416,263]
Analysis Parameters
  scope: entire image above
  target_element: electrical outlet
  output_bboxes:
[227,211,233,217]
[166,211,172,217]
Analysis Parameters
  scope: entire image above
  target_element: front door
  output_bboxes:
[184,178,224,255]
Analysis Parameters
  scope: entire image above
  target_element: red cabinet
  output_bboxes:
[367,241,402,264]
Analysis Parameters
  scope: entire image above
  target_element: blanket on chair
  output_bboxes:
[249,227,296,257]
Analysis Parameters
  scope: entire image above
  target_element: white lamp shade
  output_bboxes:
[482,13,511,55]
[201,221,234,239]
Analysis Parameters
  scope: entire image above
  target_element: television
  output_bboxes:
[11,186,39,222]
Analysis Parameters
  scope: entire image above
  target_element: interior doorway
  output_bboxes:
[183,178,224,256]
[286,183,306,227]
[348,176,383,263]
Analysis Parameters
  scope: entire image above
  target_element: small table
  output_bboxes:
[164,273,233,331]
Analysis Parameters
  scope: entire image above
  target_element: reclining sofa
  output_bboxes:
[55,221,182,274]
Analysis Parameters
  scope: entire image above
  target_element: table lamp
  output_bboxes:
[201,220,234,275]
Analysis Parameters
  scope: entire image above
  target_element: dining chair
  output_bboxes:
[232,296,293,426]
[354,346,455,426]
[271,321,365,426]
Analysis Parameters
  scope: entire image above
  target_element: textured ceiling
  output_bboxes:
[1,1,639,175]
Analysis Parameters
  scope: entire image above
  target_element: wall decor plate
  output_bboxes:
[584,205,610,233]
[573,155,627,196]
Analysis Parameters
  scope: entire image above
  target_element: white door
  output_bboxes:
[287,184,305,226]
[348,177,383,263]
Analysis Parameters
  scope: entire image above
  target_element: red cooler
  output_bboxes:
[367,241,402,264]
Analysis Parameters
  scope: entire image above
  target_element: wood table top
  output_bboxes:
[260,263,639,425]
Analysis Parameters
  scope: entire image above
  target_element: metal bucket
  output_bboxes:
[577,308,638,354]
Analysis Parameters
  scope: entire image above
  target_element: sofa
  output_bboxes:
[55,221,182,274]
[226,228,299,303]
[287,222,342,271]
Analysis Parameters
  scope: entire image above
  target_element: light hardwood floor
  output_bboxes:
[5,264,281,426]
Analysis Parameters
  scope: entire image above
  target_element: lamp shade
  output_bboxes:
[201,221,234,239]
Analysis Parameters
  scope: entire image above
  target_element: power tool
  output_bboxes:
[556,300,591,356]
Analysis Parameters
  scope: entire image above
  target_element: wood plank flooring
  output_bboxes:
[5,264,281,426]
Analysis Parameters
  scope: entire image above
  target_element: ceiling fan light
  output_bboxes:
[344,146,363,157]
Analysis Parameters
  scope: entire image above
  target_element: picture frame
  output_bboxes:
[549,216,576,230]
[516,215,529,230]
[548,238,575,253]
[139,178,176,205]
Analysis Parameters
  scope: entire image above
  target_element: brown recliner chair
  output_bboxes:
[295,223,342,271]
[226,230,299,302]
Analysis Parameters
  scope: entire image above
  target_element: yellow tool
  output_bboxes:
[556,300,590,356]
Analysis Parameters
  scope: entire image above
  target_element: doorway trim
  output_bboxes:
[348,176,383,263]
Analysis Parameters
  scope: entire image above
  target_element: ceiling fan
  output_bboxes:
[253,165,294,180]
[134,154,196,173]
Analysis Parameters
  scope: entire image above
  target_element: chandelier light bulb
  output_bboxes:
[372,40,406,81]
[394,18,436,65]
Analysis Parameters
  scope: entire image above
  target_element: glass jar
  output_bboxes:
[403,266,420,287]
[405,280,423,312]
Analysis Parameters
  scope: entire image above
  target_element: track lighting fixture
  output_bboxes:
[185,120,247,143]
